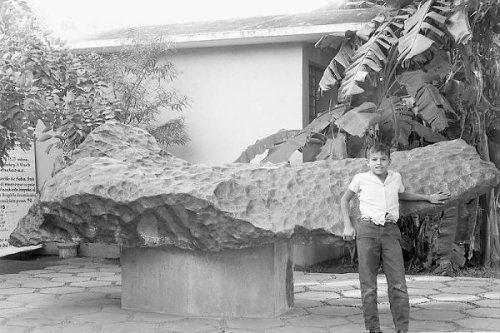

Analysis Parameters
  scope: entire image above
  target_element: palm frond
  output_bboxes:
[319,40,355,93]
[335,102,379,137]
[338,18,402,102]
[234,129,301,163]
[397,70,454,131]
[379,96,413,146]
[398,0,452,63]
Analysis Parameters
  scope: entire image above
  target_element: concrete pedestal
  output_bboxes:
[121,241,293,317]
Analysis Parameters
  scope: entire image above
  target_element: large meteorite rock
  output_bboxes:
[10,123,499,251]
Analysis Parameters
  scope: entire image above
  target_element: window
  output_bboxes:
[309,64,327,123]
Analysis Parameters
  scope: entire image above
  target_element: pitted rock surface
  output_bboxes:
[10,123,499,251]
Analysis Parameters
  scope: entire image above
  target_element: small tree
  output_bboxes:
[94,33,189,149]
[0,0,116,163]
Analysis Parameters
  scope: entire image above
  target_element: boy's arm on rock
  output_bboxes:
[399,191,451,204]
[341,189,356,240]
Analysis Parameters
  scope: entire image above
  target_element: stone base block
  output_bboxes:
[293,244,344,267]
[121,241,293,317]
[79,243,120,259]
[56,242,78,258]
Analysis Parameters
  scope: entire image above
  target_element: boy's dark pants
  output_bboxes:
[357,219,410,332]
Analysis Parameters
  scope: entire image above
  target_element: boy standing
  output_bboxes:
[340,143,450,333]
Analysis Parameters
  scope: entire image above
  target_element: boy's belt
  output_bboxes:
[361,217,397,224]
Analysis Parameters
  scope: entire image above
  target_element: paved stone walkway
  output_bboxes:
[0,258,499,333]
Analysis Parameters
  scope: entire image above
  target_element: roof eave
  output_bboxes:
[69,22,365,53]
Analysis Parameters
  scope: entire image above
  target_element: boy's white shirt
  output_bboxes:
[348,170,405,225]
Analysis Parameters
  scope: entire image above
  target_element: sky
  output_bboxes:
[27,0,339,41]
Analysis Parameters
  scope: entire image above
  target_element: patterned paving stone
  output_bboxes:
[472,299,500,308]
[51,276,92,283]
[34,272,73,278]
[57,291,107,302]
[286,314,350,328]
[410,309,465,321]
[76,271,116,277]
[294,291,341,300]
[69,280,112,288]
[325,323,390,333]
[0,325,27,333]
[313,280,360,289]
[428,293,480,302]
[340,289,362,298]
[40,286,85,294]
[440,286,488,294]
[0,307,44,319]
[294,281,321,287]
[95,275,121,282]
[410,320,456,332]
[131,311,185,322]
[481,291,500,299]
[409,275,454,282]
[308,305,362,317]
[408,296,431,305]
[0,287,35,295]
[21,280,66,288]
[98,266,121,273]
[0,300,23,309]
[293,299,326,309]
[71,312,128,324]
[19,269,57,275]
[75,297,121,308]
[5,316,63,327]
[43,302,99,322]
[265,326,329,333]
[407,288,439,296]
[43,265,81,270]
[326,297,362,307]
[86,285,121,294]
[415,300,475,311]
[101,322,159,333]
[465,307,500,318]
[404,281,447,289]
[446,279,495,287]
[6,293,57,303]
[207,329,255,333]
[159,318,221,332]
[278,307,309,318]
[57,268,98,274]
[295,273,336,281]
[226,317,284,330]
[31,324,99,333]
[456,317,500,331]
[0,281,19,288]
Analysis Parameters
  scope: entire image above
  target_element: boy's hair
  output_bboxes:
[367,143,391,159]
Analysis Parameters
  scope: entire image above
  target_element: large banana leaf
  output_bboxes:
[379,96,413,146]
[411,121,447,142]
[234,129,300,163]
[263,106,347,163]
[315,133,348,160]
[338,19,401,102]
[335,102,379,137]
[319,40,355,93]
[397,70,454,131]
[446,0,472,44]
[398,0,452,63]
[415,83,453,131]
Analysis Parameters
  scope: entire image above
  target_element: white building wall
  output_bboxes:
[164,43,305,164]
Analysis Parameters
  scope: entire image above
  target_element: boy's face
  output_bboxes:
[367,151,390,176]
